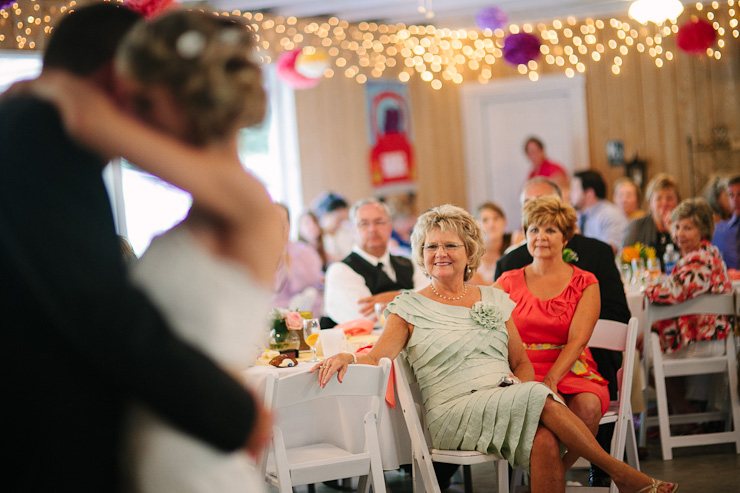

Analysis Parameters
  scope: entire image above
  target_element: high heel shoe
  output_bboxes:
[636,479,679,493]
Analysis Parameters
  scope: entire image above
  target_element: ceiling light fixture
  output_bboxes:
[628,0,684,25]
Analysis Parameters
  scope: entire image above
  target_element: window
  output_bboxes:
[0,51,42,92]
[109,64,302,256]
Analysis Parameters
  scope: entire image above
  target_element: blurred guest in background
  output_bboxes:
[323,198,427,327]
[645,198,732,416]
[712,174,740,272]
[298,211,328,271]
[571,170,628,253]
[314,192,353,264]
[273,204,324,316]
[701,174,732,223]
[470,201,511,286]
[613,177,645,221]
[524,136,570,197]
[622,173,680,268]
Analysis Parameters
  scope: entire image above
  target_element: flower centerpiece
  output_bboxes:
[268,308,303,351]
[620,242,656,265]
[620,242,656,285]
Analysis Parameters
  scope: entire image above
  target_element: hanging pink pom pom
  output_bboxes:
[503,32,542,66]
[276,49,322,89]
[676,18,717,55]
[475,6,508,31]
[124,0,176,20]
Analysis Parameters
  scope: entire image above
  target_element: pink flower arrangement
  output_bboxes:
[284,310,304,331]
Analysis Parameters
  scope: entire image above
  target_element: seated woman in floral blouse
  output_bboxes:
[644,198,732,415]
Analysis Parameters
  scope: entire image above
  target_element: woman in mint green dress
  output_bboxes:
[313,205,677,493]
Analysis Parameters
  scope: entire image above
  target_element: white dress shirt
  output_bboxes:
[324,246,429,324]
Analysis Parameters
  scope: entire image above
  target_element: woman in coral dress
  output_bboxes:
[497,196,608,471]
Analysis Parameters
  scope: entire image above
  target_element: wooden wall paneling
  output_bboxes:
[674,46,699,199]
[408,78,467,211]
[658,50,683,191]
[617,49,648,194]
[637,47,667,189]
[691,55,718,197]
[707,30,740,179]
[600,53,631,187]
[294,75,371,208]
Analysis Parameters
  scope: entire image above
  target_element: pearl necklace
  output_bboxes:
[431,283,468,301]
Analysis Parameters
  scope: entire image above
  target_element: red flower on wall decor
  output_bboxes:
[124,0,176,20]
[502,32,542,66]
[276,49,323,89]
[676,18,717,55]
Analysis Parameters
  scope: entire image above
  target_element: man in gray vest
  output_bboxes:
[324,198,428,326]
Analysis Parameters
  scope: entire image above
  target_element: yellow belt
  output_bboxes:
[523,342,606,383]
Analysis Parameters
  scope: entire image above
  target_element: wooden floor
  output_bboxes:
[273,438,740,492]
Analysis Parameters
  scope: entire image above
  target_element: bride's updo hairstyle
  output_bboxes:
[411,204,484,282]
[116,10,265,145]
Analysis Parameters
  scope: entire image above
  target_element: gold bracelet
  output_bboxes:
[342,351,357,364]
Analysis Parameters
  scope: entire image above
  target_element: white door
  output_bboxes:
[461,74,589,231]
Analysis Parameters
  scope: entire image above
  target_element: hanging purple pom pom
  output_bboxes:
[503,32,542,66]
[475,6,508,31]
[1,0,15,11]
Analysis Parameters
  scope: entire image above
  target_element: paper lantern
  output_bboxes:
[295,49,330,79]
[475,6,508,31]
[503,32,542,66]
[676,18,717,55]
[276,49,322,89]
[124,0,176,19]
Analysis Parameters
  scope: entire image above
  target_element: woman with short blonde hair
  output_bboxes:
[315,203,677,493]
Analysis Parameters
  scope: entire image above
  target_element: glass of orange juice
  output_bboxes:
[303,318,320,362]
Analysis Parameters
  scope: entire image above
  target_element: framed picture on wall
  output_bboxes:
[606,140,624,166]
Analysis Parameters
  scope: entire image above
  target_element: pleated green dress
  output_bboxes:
[387,286,563,471]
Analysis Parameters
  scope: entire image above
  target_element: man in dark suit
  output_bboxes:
[0,5,268,490]
[495,177,630,487]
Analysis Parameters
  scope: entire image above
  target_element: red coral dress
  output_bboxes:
[498,266,610,414]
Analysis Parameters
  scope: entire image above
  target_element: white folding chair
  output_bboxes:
[645,292,740,460]
[511,317,640,493]
[393,355,509,493]
[261,358,392,493]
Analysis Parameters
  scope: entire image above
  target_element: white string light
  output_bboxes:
[0,1,737,87]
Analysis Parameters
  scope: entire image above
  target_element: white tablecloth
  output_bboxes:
[242,362,412,471]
